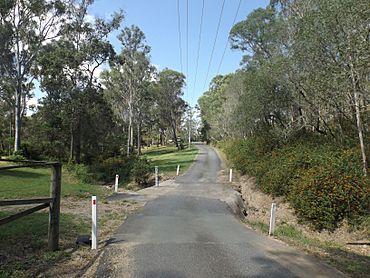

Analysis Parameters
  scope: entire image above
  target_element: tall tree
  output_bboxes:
[0,0,66,152]
[102,25,152,156]
[155,69,186,150]
[37,0,123,163]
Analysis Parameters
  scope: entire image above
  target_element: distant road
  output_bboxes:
[96,143,345,278]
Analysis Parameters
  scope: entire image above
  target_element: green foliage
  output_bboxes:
[91,157,134,183]
[7,152,26,161]
[65,163,94,184]
[131,157,152,187]
[220,134,369,230]
[289,148,369,231]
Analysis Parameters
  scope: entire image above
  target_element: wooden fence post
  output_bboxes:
[48,163,61,251]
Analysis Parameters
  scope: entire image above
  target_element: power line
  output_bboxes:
[186,0,189,101]
[202,0,226,91]
[192,0,205,99]
[216,0,242,75]
[177,0,183,74]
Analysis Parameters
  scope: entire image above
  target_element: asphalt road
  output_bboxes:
[96,144,345,278]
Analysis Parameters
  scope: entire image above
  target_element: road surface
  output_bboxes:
[96,144,345,278]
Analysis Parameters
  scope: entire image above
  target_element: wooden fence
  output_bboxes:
[0,159,61,251]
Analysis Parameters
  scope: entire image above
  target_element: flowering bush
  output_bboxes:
[218,135,369,230]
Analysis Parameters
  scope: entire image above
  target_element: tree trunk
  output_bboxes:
[69,126,74,163]
[14,87,22,153]
[127,125,131,157]
[74,121,81,164]
[349,61,368,176]
[137,122,141,155]
[171,122,179,150]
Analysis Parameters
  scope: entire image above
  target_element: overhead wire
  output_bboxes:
[177,0,183,74]
[216,0,242,75]
[192,0,205,100]
[186,0,189,101]
[202,0,226,91]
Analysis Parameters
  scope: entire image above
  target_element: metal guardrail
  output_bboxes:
[0,159,61,251]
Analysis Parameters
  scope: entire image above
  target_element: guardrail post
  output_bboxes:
[91,196,98,250]
[115,174,119,192]
[48,163,61,251]
[269,203,277,236]
[155,166,159,186]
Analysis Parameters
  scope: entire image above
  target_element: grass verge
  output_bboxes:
[245,220,370,277]
[143,144,198,177]
[0,166,106,200]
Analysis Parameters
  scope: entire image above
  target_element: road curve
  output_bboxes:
[96,143,345,278]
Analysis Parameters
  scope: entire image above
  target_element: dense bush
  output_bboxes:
[90,157,134,183]
[66,163,94,184]
[289,148,369,231]
[131,157,152,187]
[219,134,369,230]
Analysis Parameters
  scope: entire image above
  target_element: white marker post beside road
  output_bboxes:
[269,203,276,236]
[91,196,98,250]
[114,174,119,192]
[229,169,233,182]
[155,166,159,186]
[176,165,180,176]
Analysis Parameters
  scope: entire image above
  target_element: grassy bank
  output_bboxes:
[143,144,198,177]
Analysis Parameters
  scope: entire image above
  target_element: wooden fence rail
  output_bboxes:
[0,159,61,251]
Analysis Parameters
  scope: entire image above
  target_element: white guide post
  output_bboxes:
[229,169,233,182]
[114,174,119,192]
[155,166,159,186]
[91,196,98,250]
[269,203,277,236]
[176,165,180,176]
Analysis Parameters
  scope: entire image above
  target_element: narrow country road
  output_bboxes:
[96,143,345,278]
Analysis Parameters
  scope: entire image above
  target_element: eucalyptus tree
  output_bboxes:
[102,25,153,156]
[154,69,186,150]
[290,0,369,175]
[198,75,232,141]
[37,0,123,163]
[0,0,67,153]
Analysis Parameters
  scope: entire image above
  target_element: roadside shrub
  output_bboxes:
[131,157,152,187]
[91,157,134,183]
[219,134,369,231]
[289,148,369,231]
[7,151,27,161]
[66,163,94,184]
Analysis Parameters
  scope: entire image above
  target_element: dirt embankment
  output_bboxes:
[219,166,369,254]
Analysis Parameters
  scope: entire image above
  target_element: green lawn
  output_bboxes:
[143,144,198,177]
[0,166,105,200]
[0,210,90,277]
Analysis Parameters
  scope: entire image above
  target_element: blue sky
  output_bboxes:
[88,0,269,107]
[31,0,269,109]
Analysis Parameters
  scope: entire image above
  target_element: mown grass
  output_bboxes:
[245,220,370,277]
[0,166,106,200]
[0,211,90,278]
[143,144,198,177]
